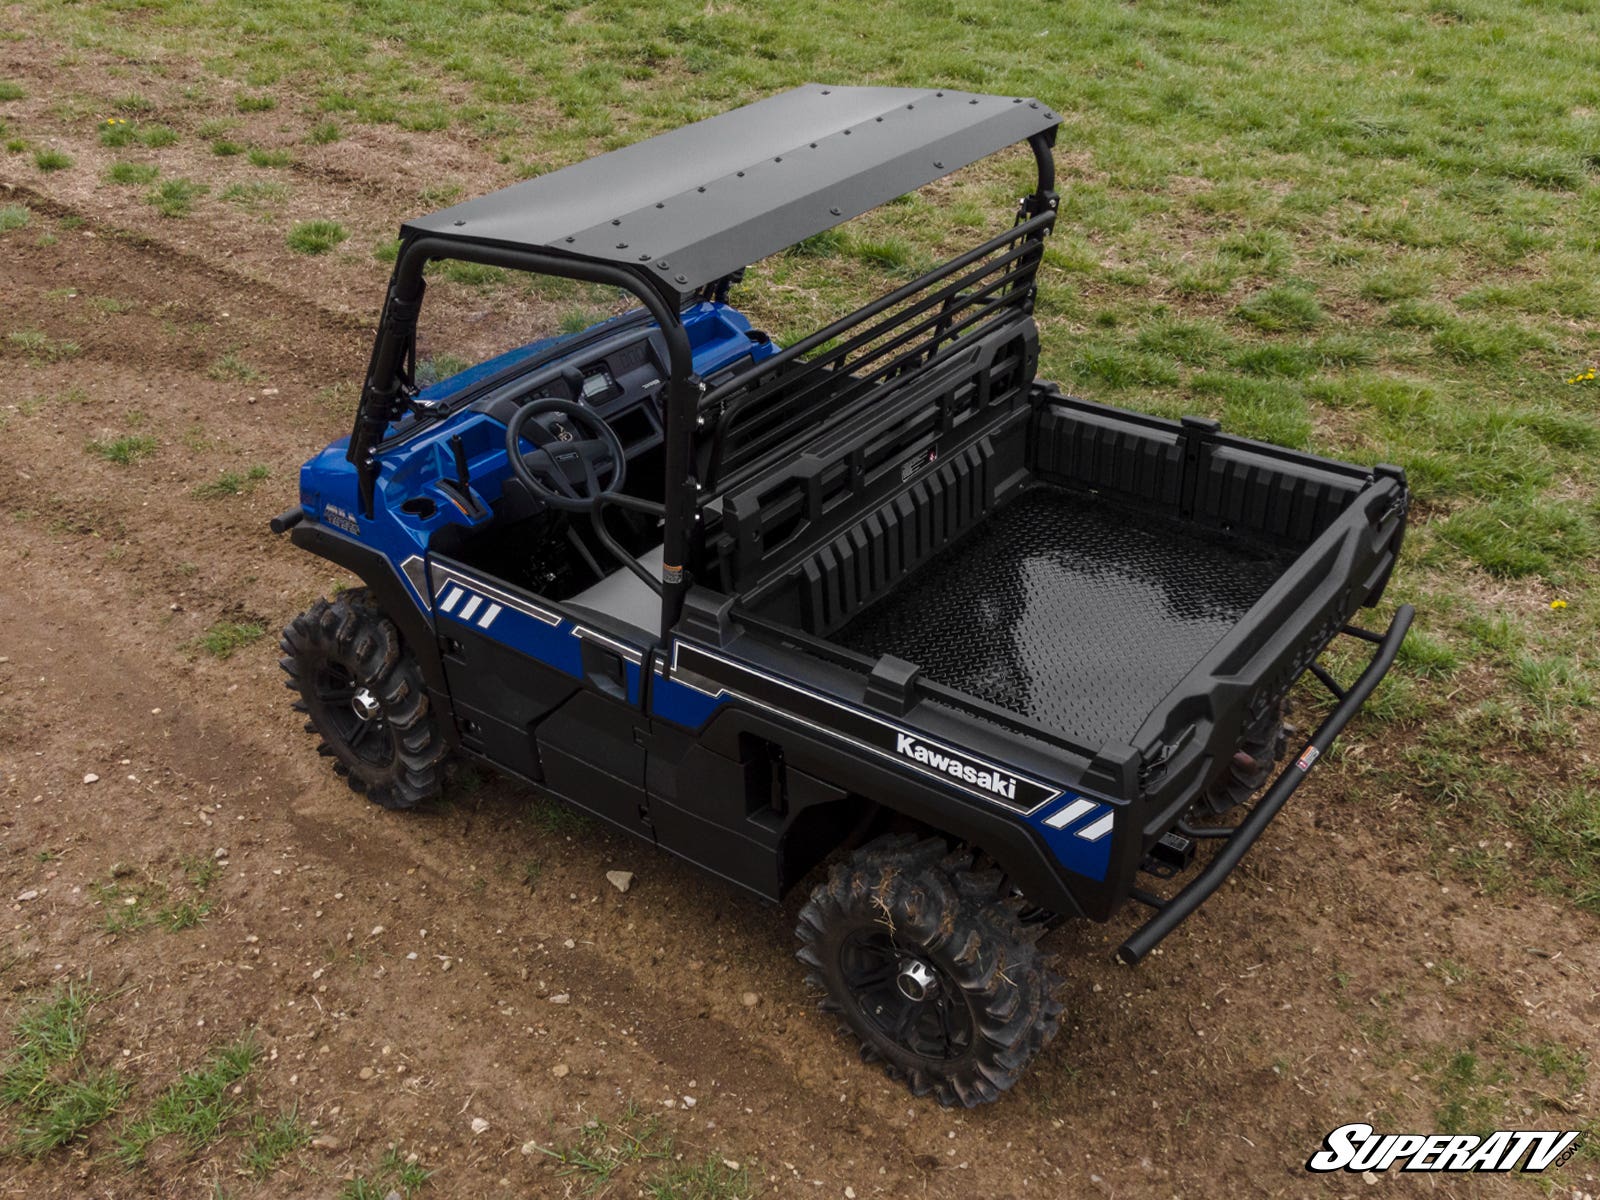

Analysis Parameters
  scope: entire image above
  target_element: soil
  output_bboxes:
[1,41,1597,1200]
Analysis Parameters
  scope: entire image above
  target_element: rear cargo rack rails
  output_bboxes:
[1117,605,1414,965]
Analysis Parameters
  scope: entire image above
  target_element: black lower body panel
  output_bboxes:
[832,486,1294,748]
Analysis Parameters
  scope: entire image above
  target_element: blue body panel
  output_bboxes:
[296,301,771,610]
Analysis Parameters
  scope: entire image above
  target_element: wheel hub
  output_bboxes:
[351,687,381,722]
[896,958,939,1003]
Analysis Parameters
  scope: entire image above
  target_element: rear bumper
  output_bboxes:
[1116,604,1413,964]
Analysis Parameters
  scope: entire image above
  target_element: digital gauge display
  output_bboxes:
[581,371,610,399]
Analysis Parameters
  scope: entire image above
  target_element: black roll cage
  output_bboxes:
[348,132,1058,642]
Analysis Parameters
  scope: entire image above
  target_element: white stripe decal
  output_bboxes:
[458,595,483,622]
[1044,798,1097,830]
[1076,812,1115,842]
[439,587,463,613]
[477,603,502,629]
[430,565,563,626]
[434,573,454,600]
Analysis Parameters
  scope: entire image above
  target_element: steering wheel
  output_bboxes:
[505,397,627,511]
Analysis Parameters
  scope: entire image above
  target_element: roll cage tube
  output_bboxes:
[347,237,697,639]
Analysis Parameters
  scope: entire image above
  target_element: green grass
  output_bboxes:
[241,1106,312,1178]
[646,1157,752,1200]
[207,351,260,382]
[0,81,22,101]
[105,160,159,185]
[0,204,29,232]
[193,464,270,498]
[286,219,348,255]
[415,352,468,387]
[32,148,71,172]
[196,620,266,659]
[247,146,292,168]
[8,329,81,362]
[221,180,289,211]
[308,119,342,144]
[531,1105,749,1198]
[148,177,207,218]
[87,434,157,465]
[1437,497,1597,580]
[114,1037,259,1165]
[342,1148,431,1200]
[0,983,128,1155]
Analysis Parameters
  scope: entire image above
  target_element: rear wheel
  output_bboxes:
[280,589,445,810]
[796,835,1063,1107]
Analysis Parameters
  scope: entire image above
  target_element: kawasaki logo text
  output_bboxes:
[1307,1123,1584,1174]
[894,734,1017,801]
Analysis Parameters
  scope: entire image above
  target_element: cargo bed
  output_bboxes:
[831,485,1296,749]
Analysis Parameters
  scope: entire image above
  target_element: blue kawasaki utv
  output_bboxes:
[274,85,1411,1106]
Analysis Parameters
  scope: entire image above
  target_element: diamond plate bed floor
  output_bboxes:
[833,486,1296,747]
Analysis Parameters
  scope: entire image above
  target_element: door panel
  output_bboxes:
[427,554,653,837]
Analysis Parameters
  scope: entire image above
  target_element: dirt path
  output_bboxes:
[1,156,1597,1200]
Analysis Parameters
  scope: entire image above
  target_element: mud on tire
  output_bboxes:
[280,589,446,810]
[796,835,1064,1107]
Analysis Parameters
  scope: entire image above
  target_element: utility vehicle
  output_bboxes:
[274,84,1412,1107]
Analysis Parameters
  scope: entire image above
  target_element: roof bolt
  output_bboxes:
[933,161,943,169]
[821,89,830,94]
[616,242,628,249]
[675,274,687,284]
[875,116,883,122]
[611,218,622,225]
[656,260,669,269]
[1029,102,1039,108]
[655,202,665,208]
[774,156,782,162]
[809,142,817,148]
[1013,98,1023,104]
[453,219,465,226]
[639,254,651,261]
[565,236,575,243]
[936,91,944,97]
[906,104,914,109]
[697,186,706,192]
[843,129,851,135]
[736,170,745,177]
[829,207,841,216]
[969,99,979,105]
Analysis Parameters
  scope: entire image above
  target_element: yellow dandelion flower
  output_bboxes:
[1550,599,1568,610]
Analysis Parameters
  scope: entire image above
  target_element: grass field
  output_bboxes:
[2,0,1598,1192]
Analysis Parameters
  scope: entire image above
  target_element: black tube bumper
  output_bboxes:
[1116,604,1415,965]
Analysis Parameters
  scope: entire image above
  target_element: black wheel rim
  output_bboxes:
[839,929,973,1062]
[313,664,396,767]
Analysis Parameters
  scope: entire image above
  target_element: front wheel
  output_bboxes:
[280,589,446,810]
[796,836,1063,1107]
